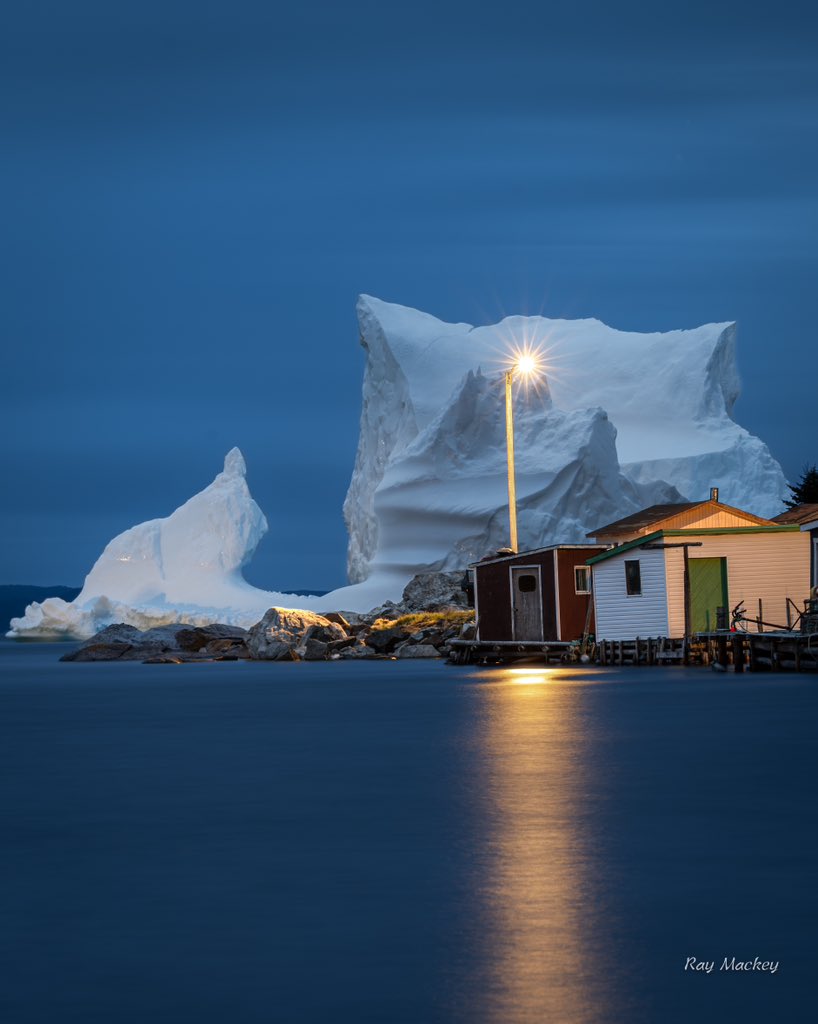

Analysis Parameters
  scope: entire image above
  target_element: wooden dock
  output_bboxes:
[448,639,572,665]
[696,630,818,672]
[449,632,818,671]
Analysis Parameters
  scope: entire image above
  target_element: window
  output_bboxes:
[574,566,591,594]
[517,574,537,593]
[624,559,642,596]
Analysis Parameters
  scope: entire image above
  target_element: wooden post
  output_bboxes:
[758,598,764,633]
[717,634,727,668]
[732,633,744,672]
[683,545,691,638]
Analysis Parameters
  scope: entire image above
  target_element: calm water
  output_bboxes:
[1,641,815,1024]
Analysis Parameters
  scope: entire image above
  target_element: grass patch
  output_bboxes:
[369,610,474,633]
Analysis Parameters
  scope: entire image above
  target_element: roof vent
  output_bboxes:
[710,487,719,502]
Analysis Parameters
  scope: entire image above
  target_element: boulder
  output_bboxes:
[400,572,470,612]
[60,621,251,662]
[326,636,357,653]
[61,641,135,662]
[301,638,329,661]
[396,644,441,659]
[321,612,352,630]
[339,644,376,659]
[247,607,347,660]
[366,625,407,654]
[175,624,248,653]
[201,637,250,658]
[60,622,185,662]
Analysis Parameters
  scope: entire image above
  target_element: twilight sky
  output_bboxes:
[2,0,817,590]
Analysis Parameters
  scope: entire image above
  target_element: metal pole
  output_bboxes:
[505,370,518,553]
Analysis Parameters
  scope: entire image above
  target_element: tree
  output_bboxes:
[784,464,818,508]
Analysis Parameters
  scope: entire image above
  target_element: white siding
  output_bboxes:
[593,548,669,641]
[665,531,811,636]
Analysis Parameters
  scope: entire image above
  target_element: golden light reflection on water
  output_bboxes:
[470,667,606,1024]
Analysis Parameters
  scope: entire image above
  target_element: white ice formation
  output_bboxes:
[342,296,787,594]
[9,449,301,638]
[9,297,788,638]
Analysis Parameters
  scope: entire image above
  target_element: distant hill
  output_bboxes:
[1,586,80,631]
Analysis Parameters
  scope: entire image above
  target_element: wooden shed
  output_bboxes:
[471,545,606,643]
[587,525,810,641]
[773,504,818,590]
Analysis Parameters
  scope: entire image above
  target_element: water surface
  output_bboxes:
[1,642,814,1022]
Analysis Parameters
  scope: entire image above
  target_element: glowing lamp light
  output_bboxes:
[514,353,539,378]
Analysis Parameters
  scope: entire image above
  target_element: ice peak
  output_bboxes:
[223,447,246,478]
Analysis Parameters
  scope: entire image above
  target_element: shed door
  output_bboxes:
[689,557,728,633]
[510,566,544,641]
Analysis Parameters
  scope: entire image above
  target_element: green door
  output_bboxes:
[689,558,728,633]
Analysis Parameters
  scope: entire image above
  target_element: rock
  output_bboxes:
[255,640,300,661]
[175,624,248,652]
[59,621,252,662]
[143,654,186,665]
[60,622,185,661]
[366,625,407,654]
[61,641,135,662]
[202,638,250,658]
[400,572,470,612]
[301,638,329,661]
[322,612,351,630]
[80,623,144,645]
[458,621,476,641]
[396,644,441,659]
[304,622,348,644]
[326,636,357,653]
[247,607,346,660]
[339,644,376,659]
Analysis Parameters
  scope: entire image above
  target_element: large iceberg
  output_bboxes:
[343,295,787,588]
[9,297,788,638]
[9,449,304,638]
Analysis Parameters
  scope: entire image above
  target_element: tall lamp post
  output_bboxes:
[504,354,539,553]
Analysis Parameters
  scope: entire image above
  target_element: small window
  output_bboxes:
[625,559,642,596]
[574,567,591,594]
[517,574,537,593]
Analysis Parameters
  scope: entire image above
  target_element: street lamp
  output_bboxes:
[504,350,543,553]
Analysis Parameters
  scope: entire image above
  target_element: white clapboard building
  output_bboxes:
[585,494,811,641]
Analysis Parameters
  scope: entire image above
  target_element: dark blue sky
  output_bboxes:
[2,1,816,589]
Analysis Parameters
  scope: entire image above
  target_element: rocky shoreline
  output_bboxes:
[59,572,476,665]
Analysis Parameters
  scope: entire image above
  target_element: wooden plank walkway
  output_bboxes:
[448,639,572,665]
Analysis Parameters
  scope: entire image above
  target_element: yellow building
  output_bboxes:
[585,497,811,641]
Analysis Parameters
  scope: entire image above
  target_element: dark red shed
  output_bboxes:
[471,545,607,643]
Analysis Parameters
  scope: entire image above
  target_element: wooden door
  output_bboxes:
[510,566,544,641]
[689,557,728,633]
